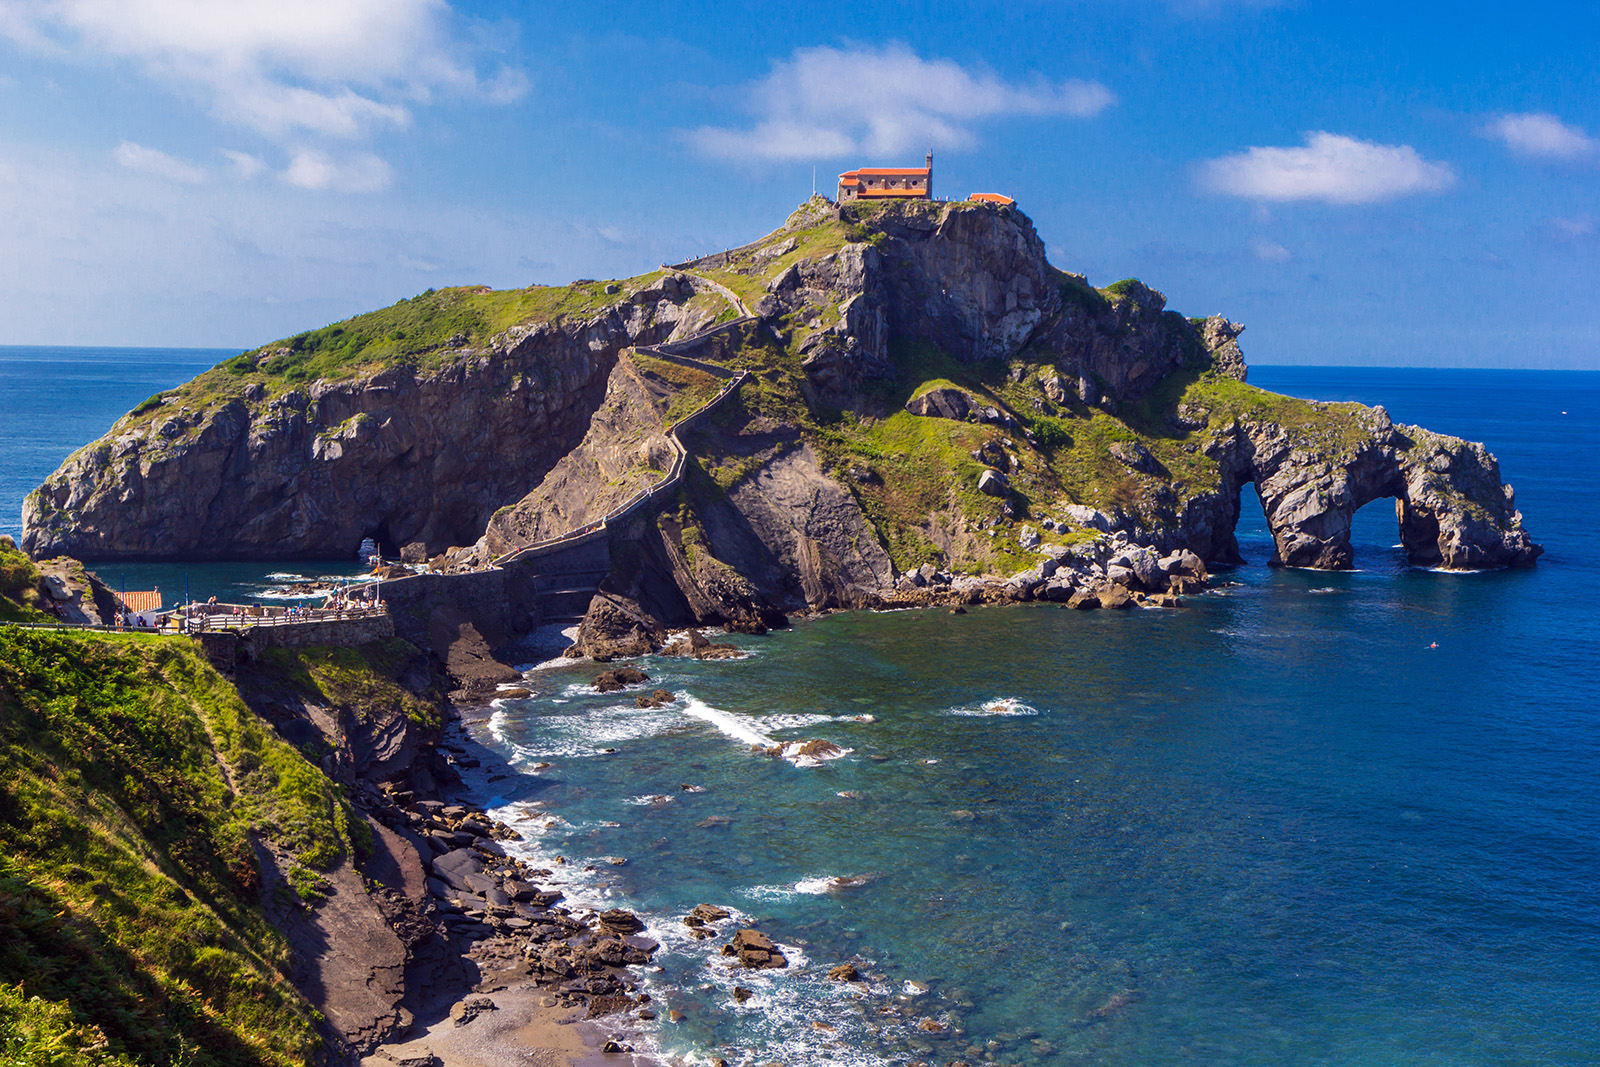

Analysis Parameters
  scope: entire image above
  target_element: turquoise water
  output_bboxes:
[466,368,1600,1066]
[5,348,1597,1064]
[0,346,366,601]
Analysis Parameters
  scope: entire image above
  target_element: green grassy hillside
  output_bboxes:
[0,540,55,624]
[0,629,360,1067]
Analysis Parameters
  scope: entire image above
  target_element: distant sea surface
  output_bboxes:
[4,346,1598,1066]
[0,345,364,597]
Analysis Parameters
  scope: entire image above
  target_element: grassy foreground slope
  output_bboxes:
[0,628,358,1067]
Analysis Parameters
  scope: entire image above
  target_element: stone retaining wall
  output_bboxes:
[374,568,511,646]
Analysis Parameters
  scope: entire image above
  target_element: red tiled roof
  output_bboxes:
[969,192,1015,205]
[839,167,930,178]
[118,590,162,613]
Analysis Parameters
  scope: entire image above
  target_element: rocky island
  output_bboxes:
[24,196,1539,653]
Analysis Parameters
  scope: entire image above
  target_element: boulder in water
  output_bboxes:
[594,666,648,692]
[723,928,788,969]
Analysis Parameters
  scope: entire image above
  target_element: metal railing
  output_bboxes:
[178,604,388,632]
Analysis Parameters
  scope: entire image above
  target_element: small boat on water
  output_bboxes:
[357,537,380,566]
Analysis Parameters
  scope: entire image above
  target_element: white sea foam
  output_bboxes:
[486,702,681,762]
[947,697,1040,717]
[740,883,801,901]
[761,713,839,732]
[794,874,875,894]
[683,696,776,748]
[791,877,836,895]
[254,587,343,600]
[744,874,874,900]
[678,698,854,765]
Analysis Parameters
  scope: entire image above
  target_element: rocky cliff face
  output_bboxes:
[22,276,708,560]
[744,199,1209,404]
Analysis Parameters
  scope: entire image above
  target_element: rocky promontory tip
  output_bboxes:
[22,196,1539,652]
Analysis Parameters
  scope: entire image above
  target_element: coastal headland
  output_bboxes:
[3,197,1546,1065]
[21,197,1539,660]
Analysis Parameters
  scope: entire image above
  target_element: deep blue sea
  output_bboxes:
[0,346,366,599]
[3,347,1597,1065]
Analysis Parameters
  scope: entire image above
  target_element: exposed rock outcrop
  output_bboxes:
[1167,401,1540,570]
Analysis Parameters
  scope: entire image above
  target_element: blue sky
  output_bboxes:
[2,0,1598,368]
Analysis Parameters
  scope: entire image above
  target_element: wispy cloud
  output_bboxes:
[112,140,206,183]
[1545,213,1596,240]
[221,149,267,181]
[282,149,392,193]
[1251,237,1291,262]
[1,0,524,140]
[687,43,1114,161]
[1199,132,1456,204]
[1482,112,1598,161]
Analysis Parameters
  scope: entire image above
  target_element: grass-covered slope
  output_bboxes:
[0,629,360,1067]
[111,270,671,441]
[0,540,54,624]
[251,639,444,733]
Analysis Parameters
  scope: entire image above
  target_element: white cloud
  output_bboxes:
[1483,112,1598,161]
[688,43,1114,161]
[282,149,392,193]
[1199,132,1456,204]
[111,140,206,183]
[1547,213,1596,240]
[0,0,524,141]
[222,149,266,180]
[1251,237,1291,262]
